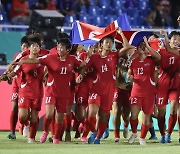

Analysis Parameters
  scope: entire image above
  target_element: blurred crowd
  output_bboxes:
[0,0,180,29]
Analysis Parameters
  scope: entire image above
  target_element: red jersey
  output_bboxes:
[14,48,49,62]
[159,48,179,77]
[130,56,156,97]
[10,0,29,19]
[38,54,82,98]
[12,52,21,90]
[86,51,119,95]
[14,56,44,99]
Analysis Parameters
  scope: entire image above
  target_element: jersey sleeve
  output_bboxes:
[73,56,82,68]
[14,50,30,62]
[85,55,94,68]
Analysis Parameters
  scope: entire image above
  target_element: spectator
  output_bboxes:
[1,0,12,20]
[10,0,32,25]
[146,0,172,28]
[170,0,180,28]
[31,0,56,10]
[178,15,180,26]
[59,0,79,16]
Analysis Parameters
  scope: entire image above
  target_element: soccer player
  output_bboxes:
[76,31,133,144]
[18,38,84,144]
[7,35,29,139]
[75,44,98,141]
[159,30,180,143]
[1,35,45,143]
[127,36,161,145]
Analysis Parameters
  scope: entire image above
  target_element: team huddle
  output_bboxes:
[0,27,179,145]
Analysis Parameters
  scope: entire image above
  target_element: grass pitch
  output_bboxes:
[0,131,180,154]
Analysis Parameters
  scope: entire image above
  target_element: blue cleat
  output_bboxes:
[94,138,100,144]
[165,134,171,143]
[160,135,165,143]
[149,135,158,140]
[102,128,109,139]
[88,132,97,144]
[7,132,16,139]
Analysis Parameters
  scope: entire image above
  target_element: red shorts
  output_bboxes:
[169,89,179,101]
[130,93,155,114]
[156,90,169,107]
[68,89,75,106]
[18,95,42,111]
[76,82,89,107]
[44,96,69,113]
[113,88,131,108]
[88,89,114,112]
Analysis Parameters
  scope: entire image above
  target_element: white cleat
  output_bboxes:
[139,138,146,145]
[115,138,120,143]
[123,127,129,138]
[128,133,137,144]
[28,138,35,144]
[23,126,29,138]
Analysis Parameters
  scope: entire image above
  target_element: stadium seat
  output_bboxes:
[92,15,105,27]
[112,0,122,9]
[64,15,77,27]
[115,9,122,17]
[138,0,148,10]
[100,6,113,16]
[90,0,97,5]
[80,5,87,14]
[79,14,91,24]
[88,6,100,16]
[105,15,116,25]
[98,0,110,7]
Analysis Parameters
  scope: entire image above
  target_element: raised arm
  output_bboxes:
[143,36,161,61]
[160,29,180,56]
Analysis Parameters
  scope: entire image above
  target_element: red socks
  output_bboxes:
[140,124,150,139]
[96,122,107,139]
[88,116,96,132]
[29,121,38,139]
[10,111,18,133]
[43,117,52,133]
[130,118,138,133]
[167,114,177,135]
[114,129,120,138]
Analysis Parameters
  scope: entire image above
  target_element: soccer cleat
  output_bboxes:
[139,138,146,145]
[40,131,48,143]
[123,127,129,138]
[102,128,109,139]
[94,138,100,144]
[7,132,16,139]
[53,138,60,144]
[88,132,97,144]
[74,131,81,139]
[128,133,137,144]
[159,135,165,143]
[115,138,120,143]
[28,138,35,143]
[81,137,87,142]
[48,135,54,143]
[165,134,172,143]
[149,135,158,140]
[23,125,29,138]
[65,131,71,142]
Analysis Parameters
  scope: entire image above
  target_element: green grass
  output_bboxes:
[0,131,180,154]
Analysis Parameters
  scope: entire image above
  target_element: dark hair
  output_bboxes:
[58,38,72,50]
[100,35,114,44]
[57,32,69,43]
[168,31,180,39]
[21,36,29,46]
[28,35,41,47]
[147,33,159,39]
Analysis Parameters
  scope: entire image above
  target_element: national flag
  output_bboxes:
[70,13,131,45]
